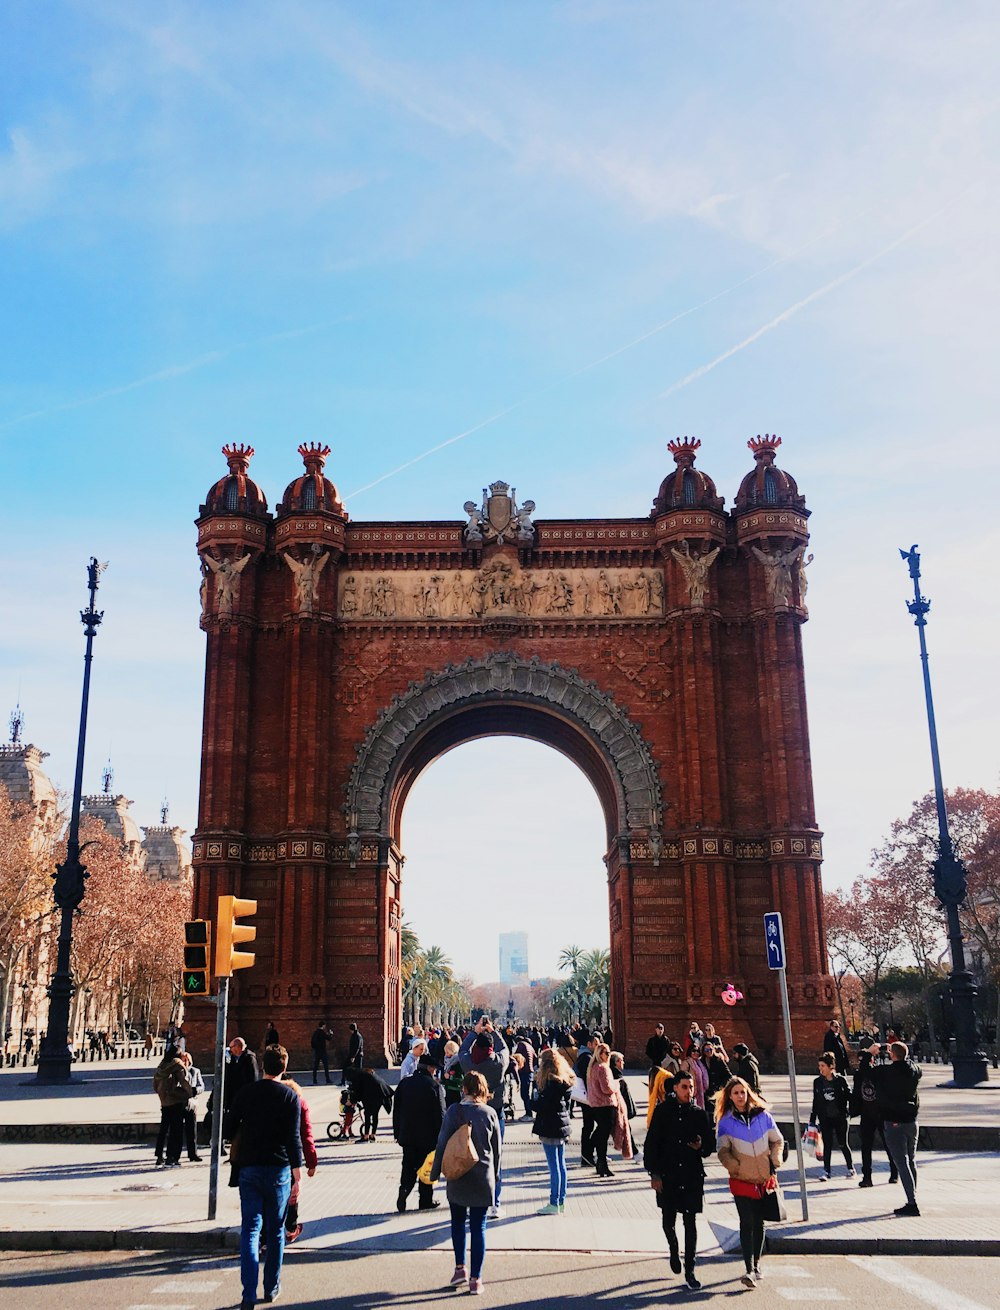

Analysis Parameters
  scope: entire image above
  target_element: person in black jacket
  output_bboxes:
[810,1054,854,1180]
[392,1054,445,1212]
[701,1043,731,1106]
[645,1024,670,1079]
[851,1050,897,1187]
[341,1022,364,1085]
[531,1048,573,1213]
[869,1040,921,1216]
[731,1043,761,1094]
[644,1071,716,1291]
[346,1067,394,1141]
[223,1044,303,1310]
[821,1020,850,1074]
[574,1033,602,1169]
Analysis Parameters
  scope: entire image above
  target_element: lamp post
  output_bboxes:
[849,997,856,1039]
[899,546,988,1087]
[36,558,107,1085]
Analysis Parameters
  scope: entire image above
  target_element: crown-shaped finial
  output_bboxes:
[222,442,255,473]
[298,442,331,472]
[747,434,781,462]
[667,436,701,466]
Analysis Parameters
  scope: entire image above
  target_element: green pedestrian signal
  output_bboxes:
[182,919,212,997]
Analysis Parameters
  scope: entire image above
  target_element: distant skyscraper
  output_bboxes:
[499,931,529,984]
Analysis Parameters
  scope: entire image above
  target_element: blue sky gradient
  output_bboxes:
[2,3,998,980]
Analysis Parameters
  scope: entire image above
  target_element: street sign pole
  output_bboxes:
[207,975,229,1221]
[764,912,808,1221]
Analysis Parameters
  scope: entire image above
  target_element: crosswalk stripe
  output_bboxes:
[152,1283,221,1293]
[846,1256,990,1310]
[774,1291,845,1302]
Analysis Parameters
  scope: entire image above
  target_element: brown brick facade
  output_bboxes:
[190,440,835,1064]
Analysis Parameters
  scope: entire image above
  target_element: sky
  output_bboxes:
[2,2,999,983]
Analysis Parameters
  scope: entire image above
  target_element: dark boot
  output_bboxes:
[663,1217,681,1275]
[667,1238,681,1275]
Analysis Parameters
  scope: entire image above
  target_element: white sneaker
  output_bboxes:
[740,1271,756,1289]
[846,1168,856,1178]
[488,1204,501,1219]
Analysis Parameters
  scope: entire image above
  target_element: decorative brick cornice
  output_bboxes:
[627,831,823,862]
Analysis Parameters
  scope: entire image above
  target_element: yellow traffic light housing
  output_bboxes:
[182,919,211,997]
[215,895,257,977]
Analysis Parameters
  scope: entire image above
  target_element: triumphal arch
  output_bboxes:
[191,436,835,1063]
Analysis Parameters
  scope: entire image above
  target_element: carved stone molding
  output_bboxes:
[345,651,664,840]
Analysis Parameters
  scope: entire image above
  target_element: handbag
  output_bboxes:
[441,1112,479,1181]
[760,1176,787,1222]
[569,1075,588,1104]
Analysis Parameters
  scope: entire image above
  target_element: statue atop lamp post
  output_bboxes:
[35,557,107,1085]
[899,545,988,1088]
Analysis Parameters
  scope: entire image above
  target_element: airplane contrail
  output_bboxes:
[347,404,525,497]
[344,226,839,498]
[0,319,348,433]
[659,193,970,401]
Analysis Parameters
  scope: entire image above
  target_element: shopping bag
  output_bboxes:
[569,1075,589,1104]
[760,1177,787,1222]
[417,1149,436,1187]
[803,1124,823,1160]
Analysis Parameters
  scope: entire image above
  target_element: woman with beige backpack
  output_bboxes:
[430,1070,502,1295]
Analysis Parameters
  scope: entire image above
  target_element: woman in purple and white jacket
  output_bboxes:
[716,1077,785,1289]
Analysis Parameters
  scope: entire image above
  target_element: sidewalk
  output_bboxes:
[2,1061,998,1257]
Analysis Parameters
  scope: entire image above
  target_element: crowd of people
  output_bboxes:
[150,1012,926,1305]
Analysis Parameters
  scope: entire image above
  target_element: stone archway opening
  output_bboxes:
[344,652,665,1056]
[397,735,610,1033]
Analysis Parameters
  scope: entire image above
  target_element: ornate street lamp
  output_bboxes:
[899,546,988,1087]
[36,558,107,1084]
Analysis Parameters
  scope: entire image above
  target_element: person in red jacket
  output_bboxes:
[282,1076,319,1241]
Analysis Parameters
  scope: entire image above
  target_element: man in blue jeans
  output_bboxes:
[224,1043,303,1308]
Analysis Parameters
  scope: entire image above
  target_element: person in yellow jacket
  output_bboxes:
[647,1065,674,1127]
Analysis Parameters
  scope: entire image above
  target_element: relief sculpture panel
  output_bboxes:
[338,562,665,621]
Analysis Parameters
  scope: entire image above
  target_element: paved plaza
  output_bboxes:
[1,1059,997,1260]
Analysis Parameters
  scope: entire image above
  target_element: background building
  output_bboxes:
[499,931,529,984]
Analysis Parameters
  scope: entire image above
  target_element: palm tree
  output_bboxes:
[579,947,611,1025]
[558,945,584,974]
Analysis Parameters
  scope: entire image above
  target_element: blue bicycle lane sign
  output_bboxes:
[764,912,785,970]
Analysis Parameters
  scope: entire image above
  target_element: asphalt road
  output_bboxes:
[1,1249,997,1310]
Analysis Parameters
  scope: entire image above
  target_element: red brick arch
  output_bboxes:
[191,449,835,1064]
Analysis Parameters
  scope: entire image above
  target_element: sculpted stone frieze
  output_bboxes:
[338,563,665,621]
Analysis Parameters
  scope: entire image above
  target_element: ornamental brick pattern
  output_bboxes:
[190,437,835,1064]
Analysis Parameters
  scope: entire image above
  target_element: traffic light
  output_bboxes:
[182,919,211,997]
[215,895,257,977]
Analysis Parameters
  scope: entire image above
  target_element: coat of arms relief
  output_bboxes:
[464,480,535,545]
